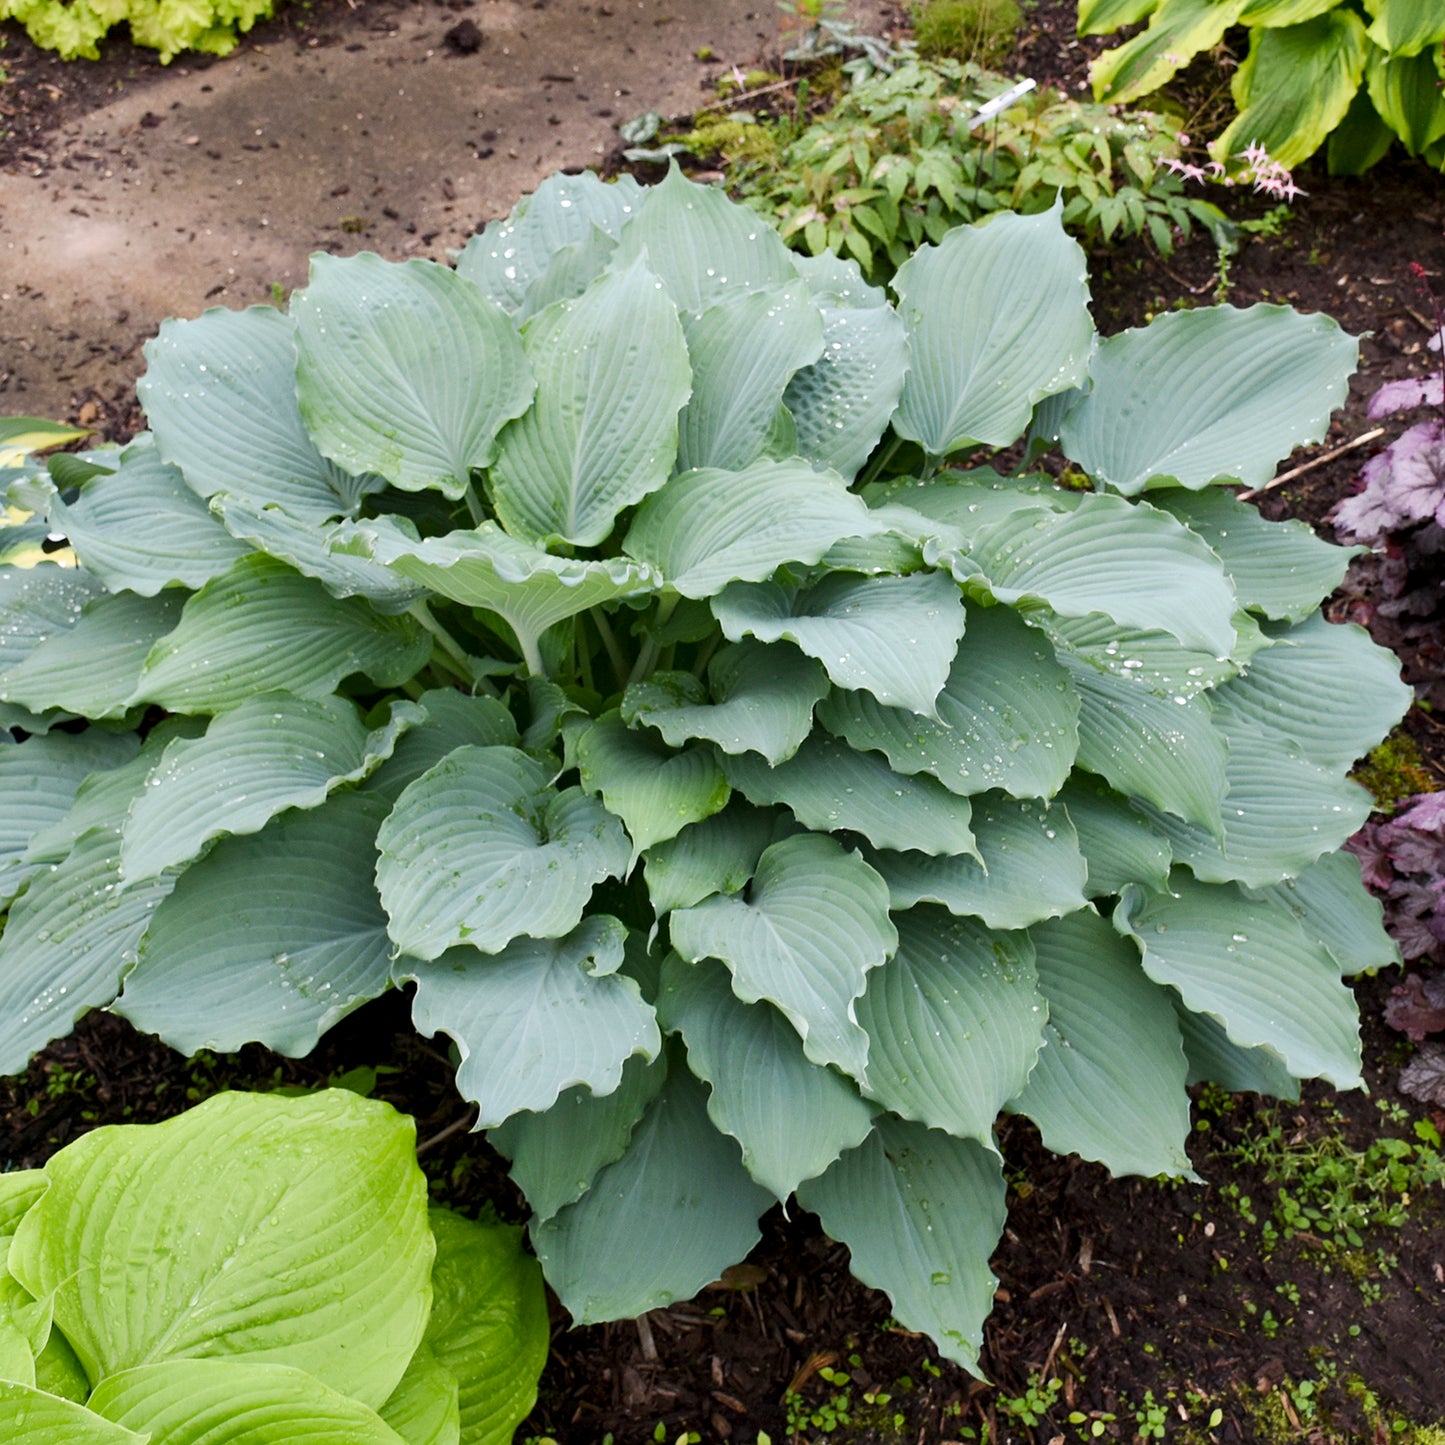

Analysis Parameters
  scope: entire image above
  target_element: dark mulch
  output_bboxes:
[3,2,1445,1442]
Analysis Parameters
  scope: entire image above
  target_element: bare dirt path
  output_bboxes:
[0,0,892,422]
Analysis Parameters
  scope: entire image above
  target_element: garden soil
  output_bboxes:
[3,2,1445,1441]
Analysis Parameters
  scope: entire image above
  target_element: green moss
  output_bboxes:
[674,115,780,166]
[911,0,1020,66]
[1352,732,1437,810]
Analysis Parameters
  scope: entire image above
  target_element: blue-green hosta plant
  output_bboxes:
[0,1089,548,1442]
[0,167,1412,1372]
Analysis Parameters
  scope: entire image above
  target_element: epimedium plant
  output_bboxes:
[0,1088,548,1443]
[1080,0,1445,173]
[0,166,1414,1372]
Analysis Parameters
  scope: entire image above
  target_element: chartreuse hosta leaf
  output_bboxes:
[120,692,420,882]
[670,833,897,1077]
[575,711,730,857]
[376,744,630,960]
[797,1118,1006,1374]
[677,280,824,473]
[623,640,829,765]
[380,1344,460,1445]
[712,570,966,717]
[660,954,876,1200]
[532,1061,774,1323]
[115,792,397,1057]
[869,793,1089,930]
[623,457,882,599]
[1077,0,1158,32]
[139,305,381,523]
[489,258,691,546]
[1364,0,1445,55]
[0,1382,145,1444]
[45,441,250,595]
[400,915,660,1127]
[456,171,644,314]
[293,252,534,499]
[1366,43,1445,155]
[1010,909,1195,1179]
[8,1090,432,1407]
[1116,872,1364,1088]
[818,602,1079,800]
[891,205,1092,458]
[1058,305,1358,495]
[1089,0,1248,104]
[133,555,430,714]
[858,909,1043,1142]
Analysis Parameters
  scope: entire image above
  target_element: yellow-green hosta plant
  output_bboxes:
[1081,0,1445,173]
[0,0,273,62]
[0,1089,548,1443]
[0,167,1411,1371]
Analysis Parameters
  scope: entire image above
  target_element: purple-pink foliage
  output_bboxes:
[1347,792,1445,967]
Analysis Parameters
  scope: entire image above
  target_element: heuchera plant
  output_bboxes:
[0,1089,548,1443]
[0,168,1412,1370]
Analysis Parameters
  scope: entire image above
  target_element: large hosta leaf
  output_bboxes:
[489,259,691,546]
[622,640,829,765]
[115,792,396,1057]
[0,590,183,720]
[890,207,1092,456]
[659,954,875,1200]
[1364,0,1445,57]
[677,281,823,472]
[1151,487,1353,623]
[945,492,1238,657]
[121,693,418,881]
[669,833,896,1078]
[336,517,658,676]
[422,1209,549,1445]
[139,305,382,523]
[1247,851,1398,976]
[1066,659,1229,832]
[784,258,909,480]
[1116,872,1363,1088]
[723,733,979,858]
[293,253,533,498]
[575,712,730,856]
[47,442,250,595]
[1058,305,1357,494]
[400,916,660,1127]
[363,690,520,806]
[1366,43,1445,155]
[456,171,644,314]
[88,1360,407,1444]
[1089,0,1248,103]
[0,565,108,731]
[0,1382,143,1444]
[133,555,430,714]
[712,570,966,716]
[489,1053,667,1222]
[0,825,176,1076]
[8,1089,432,1408]
[531,1064,774,1323]
[857,909,1043,1142]
[641,803,786,915]
[1009,909,1194,1178]
[817,602,1078,800]
[613,163,795,315]
[1174,1003,1301,1099]
[796,1118,1006,1375]
[1077,0,1160,32]
[868,793,1088,930]
[623,458,881,599]
[1209,614,1411,773]
[1055,776,1172,898]
[380,1344,460,1445]
[375,745,629,960]
[1214,10,1370,167]
[0,729,139,905]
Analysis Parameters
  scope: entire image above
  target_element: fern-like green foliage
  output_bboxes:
[701,59,1228,282]
[0,0,273,62]
[1081,0,1445,173]
[0,1089,548,1440]
[0,167,1410,1371]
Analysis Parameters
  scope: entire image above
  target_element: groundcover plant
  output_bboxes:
[0,1088,548,1442]
[0,166,1413,1371]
